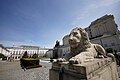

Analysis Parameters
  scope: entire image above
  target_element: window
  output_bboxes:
[15,56,17,59]
[13,51,15,55]
[104,44,108,47]
[111,43,115,46]
[19,51,21,55]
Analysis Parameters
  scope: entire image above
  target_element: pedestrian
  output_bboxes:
[114,50,120,66]
[117,52,120,66]
[20,60,26,71]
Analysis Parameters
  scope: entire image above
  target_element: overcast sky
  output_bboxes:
[0,0,120,48]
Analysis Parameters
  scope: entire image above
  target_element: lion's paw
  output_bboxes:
[69,58,80,64]
[57,58,66,62]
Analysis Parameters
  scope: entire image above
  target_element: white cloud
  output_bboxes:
[70,0,120,28]
[100,0,120,7]
[0,40,54,48]
[0,40,37,47]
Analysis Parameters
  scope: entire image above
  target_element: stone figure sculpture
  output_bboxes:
[50,27,118,80]
[58,27,107,64]
[55,40,60,47]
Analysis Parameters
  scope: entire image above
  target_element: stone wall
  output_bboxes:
[49,58,119,80]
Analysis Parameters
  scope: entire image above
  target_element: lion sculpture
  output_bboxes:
[58,27,107,64]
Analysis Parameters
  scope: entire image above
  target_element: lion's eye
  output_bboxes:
[73,32,78,36]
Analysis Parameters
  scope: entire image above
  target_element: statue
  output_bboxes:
[52,40,60,59]
[50,28,118,80]
[54,40,60,48]
[58,27,107,64]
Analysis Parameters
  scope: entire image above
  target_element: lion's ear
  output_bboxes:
[78,28,84,32]
[79,27,82,30]
[82,30,88,39]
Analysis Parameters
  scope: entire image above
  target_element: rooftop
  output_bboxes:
[89,14,114,26]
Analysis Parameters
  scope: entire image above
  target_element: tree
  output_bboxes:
[32,53,38,58]
[0,53,5,58]
[106,48,113,53]
[22,51,28,58]
[0,53,7,60]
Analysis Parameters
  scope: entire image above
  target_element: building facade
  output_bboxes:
[0,44,10,59]
[59,14,120,57]
[45,49,53,58]
[46,35,70,59]
[61,35,70,56]
[85,15,120,51]
[44,14,120,59]
[55,35,70,58]
[7,45,49,60]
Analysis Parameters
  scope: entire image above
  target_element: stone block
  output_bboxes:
[49,58,119,80]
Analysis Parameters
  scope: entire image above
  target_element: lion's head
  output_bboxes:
[69,27,91,54]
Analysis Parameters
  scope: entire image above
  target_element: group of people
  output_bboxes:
[7,56,13,62]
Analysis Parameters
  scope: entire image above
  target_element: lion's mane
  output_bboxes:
[70,28,91,55]
[62,27,107,63]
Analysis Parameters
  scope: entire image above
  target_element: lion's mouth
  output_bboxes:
[69,41,80,44]
[70,42,77,44]
[69,42,80,47]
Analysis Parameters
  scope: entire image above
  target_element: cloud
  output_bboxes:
[70,0,120,27]
[99,0,120,7]
[0,40,54,48]
[0,40,38,47]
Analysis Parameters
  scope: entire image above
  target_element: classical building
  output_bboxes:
[46,14,120,59]
[0,44,10,59]
[53,35,70,58]
[45,49,53,58]
[46,36,70,59]
[61,35,70,56]
[85,14,120,51]
[7,45,49,60]
[59,14,120,57]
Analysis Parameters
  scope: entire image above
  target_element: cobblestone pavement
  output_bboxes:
[1,60,120,80]
[0,60,52,80]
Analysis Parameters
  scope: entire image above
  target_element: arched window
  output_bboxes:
[18,56,20,59]
[15,56,17,59]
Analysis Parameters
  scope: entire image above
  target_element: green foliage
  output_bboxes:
[22,51,28,58]
[2,56,7,60]
[20,58,40,68]
[106,48,113,53]
[0,53,5,58]
[0,53,7,60]
[21,52,40,69]
[22,58,39,60]
[32,53,38,58]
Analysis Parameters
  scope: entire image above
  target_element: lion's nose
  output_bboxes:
[69,38,73,43]
[69,39,73,41]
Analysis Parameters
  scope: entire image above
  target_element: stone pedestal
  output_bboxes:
[49,58,119,80]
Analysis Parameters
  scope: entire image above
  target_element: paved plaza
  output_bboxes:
[0,60,120,80]
[0,60,52,80]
